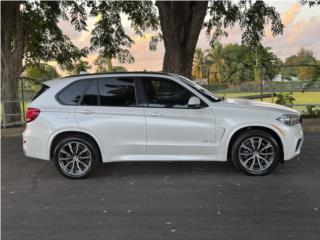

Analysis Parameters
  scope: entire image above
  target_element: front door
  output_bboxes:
[140,77,215,158]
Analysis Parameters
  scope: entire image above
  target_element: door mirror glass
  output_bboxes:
[188,96,201,108]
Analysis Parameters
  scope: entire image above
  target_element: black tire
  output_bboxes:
[231,130,281,176]
[53,135,100,179]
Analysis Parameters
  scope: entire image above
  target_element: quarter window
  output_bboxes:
[141,78,193,108]
[57,80,87,105]
[99,78,136,107]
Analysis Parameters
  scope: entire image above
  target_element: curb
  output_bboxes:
[1,127,25,138]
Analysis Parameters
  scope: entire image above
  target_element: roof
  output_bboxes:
[61,71,175,79]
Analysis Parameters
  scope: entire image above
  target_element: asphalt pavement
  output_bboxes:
[1,134,320,240]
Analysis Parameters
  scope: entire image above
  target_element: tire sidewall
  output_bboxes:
[53,136,99,179]
[231,130,281,176]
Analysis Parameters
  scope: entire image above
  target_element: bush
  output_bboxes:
[302,105,320,118]
[275,92,295,105]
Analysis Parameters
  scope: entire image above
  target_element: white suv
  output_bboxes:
[23,72,303,178]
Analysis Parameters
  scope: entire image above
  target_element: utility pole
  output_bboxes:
[255,46,263,101]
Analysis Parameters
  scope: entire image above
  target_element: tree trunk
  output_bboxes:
[156,1,208,78]
[1,1,25,124]
[107,58,113,72]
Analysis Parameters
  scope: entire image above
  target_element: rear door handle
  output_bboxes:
[149,112,162,117]
[81,109,94,115]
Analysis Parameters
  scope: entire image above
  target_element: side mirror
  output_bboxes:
[188,96,201,109]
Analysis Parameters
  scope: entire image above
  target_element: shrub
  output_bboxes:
[275,92,295,105]
[302,105,320,118]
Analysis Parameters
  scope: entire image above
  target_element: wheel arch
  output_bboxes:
[49,129,103,162]
[226,125,284,163]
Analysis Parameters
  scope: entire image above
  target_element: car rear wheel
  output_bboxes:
[231,130,281,176]
[53,136,99,179]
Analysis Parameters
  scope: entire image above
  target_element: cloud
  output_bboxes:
[263,15,320,59]
[282,3,301,27]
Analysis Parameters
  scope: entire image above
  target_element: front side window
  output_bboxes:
[99,77,136,107]
[57,80,88,105]
[141,78,193,108]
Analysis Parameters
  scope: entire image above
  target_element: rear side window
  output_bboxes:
[99,78,136,107]
[57,80,88,105]
[81,80,98,106]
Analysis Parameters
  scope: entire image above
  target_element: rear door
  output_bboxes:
[74,77,146,161]
[139,77,216,158]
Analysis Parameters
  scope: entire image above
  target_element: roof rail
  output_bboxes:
[61,71,175,79]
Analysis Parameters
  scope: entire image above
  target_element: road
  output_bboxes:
[2,134,320,240]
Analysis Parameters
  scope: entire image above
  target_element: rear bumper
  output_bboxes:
[23,125,50,161]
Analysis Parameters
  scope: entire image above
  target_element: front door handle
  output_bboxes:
[149,112,162,117]
[81,109,94,115]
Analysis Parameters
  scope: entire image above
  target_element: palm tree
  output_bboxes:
[205,44,226,84]
[192,48,207,79]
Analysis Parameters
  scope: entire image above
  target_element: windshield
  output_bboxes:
[178,76,222,102]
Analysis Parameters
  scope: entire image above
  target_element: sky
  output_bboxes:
[58,1,320,74]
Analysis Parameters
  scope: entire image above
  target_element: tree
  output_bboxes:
[89,1,158,64]
[192,48,207,79]
[155,0,283,78]
[205,44,226,84]
[193,44,282,87]
[24,64,60,81]
[222,44,254,85]
[94,55,113,73]
[112,66,128,72]
[1,1,87,123]
[94,55,128,73]
[156,1,208,77]
[283,48,318,81]
[66,59,91,75]
[300,0,320,7]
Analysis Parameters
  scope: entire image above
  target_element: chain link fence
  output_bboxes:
[1,65,320,128]
[1,77,41,128]
[196,65,320,108]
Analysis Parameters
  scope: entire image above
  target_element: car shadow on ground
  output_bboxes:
[92,161,277,179]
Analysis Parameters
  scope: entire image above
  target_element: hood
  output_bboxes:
[220,98,300,115]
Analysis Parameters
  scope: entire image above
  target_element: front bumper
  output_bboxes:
[278,123,304,161]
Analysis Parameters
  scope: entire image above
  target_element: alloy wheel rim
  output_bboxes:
[58,141,92,176]
[238,137,274,172]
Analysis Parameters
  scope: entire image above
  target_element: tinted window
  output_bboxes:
[32,84,49,101]
[57,80,87,105]
[178,76,221,102]
[81,80,98,106]
[99,78,136,107]
[142,78,193,108]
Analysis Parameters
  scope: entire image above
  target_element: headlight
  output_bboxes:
[276,114,301,126]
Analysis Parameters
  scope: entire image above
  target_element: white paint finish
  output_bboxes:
[144,107,215,155]
[23,72,304,165]
[74,105,146,161]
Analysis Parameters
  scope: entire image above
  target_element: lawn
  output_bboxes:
[1,91,319,125]
[215,91,320,105]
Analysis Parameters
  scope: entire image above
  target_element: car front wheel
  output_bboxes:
[231,130,281,176]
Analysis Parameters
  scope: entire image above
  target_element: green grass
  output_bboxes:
[215,91,320,105]
[1,92,320,122]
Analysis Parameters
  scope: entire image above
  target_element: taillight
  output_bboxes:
[26,108,40,122]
